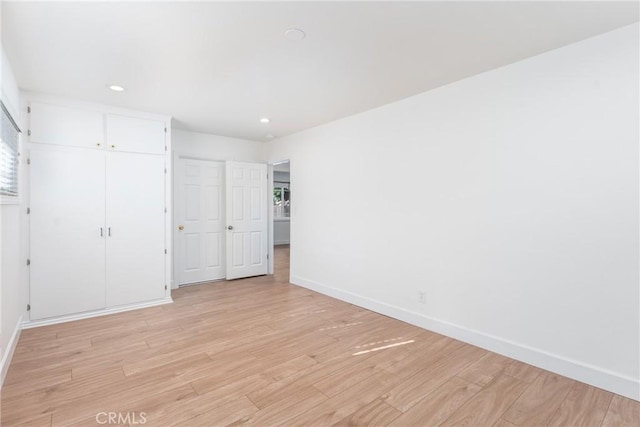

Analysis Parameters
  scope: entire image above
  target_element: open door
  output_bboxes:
[225,161,268,279]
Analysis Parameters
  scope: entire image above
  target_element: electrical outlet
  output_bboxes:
[418,291,427,304]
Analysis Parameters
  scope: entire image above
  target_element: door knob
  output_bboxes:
[227,225,233,230]
[178,225,184,231]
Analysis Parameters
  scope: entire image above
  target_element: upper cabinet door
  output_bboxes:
[106,114,166,155]
[30,102,104,149]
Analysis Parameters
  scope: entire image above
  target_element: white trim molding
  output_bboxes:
[292,276,640,401]
[22,297,173,329]
[1,315,23,388]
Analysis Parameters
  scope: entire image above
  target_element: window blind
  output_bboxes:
[1,101,20,197]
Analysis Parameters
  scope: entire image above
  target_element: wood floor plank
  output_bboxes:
[12,337,92,360]
[389,376,481,426]
[547,382,613,427]
[440,374,529,426]
[493,418,519,427]
[1,366,72,399]
[502,371,575,426]
[503,359,543,384]
[9,413,52,427]
[601,394,640,427]
[334,398,402,427]
[176,396,259,427]
[457,351,513,387]
[244,385,327,426]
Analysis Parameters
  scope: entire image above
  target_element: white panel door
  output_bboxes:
[30,148,106,320]
[176,158,225,285]
[225,161,268,280]
[30,102,104,149]
[105,114,165,155]
[106,152,166,306]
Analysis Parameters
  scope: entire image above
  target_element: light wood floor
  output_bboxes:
[2,245,638,426]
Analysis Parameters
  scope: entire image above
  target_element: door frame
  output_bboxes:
[268,159,291,276]
[172,152,226,289]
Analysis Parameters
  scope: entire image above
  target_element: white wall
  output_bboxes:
[1,47,19,120]
[172,128,267,162]
[274,219,290,245]
[0,45,28,386]
[267,24,640,399]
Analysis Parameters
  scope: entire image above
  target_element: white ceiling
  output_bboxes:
[2,2,638,142]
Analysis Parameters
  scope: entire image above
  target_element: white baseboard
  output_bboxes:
[22,297,173,329]
[292,275,640,401]
[1,315,23,388]
[275,240,290,245]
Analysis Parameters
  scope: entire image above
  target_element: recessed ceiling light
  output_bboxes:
[265,134,275,140]
[260,117,271,123]
[108,85,125,92]
[284,28,306,41]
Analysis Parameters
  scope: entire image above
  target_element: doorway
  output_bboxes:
[271,160,291,282]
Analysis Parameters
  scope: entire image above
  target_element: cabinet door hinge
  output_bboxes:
[164,127,167,133]
[164,146,167,151]
[164,207,167,213]
[267,253,269,260]
[164,249,167,254]
[164,285,168,290]
[27,304,31,311]
[27,106,31,114]
[27,158,31,165]
[164,168,167,174]
[27,207,30,214]
[27,129,31,136]
[26,259,31,266]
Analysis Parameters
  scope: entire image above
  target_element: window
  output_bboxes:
[1,101,20,198]
[273,181,290,218]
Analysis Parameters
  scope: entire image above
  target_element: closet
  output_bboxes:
[28,100,171,321]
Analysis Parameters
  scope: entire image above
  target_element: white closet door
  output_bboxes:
[105,114,165,155]
[30,102,104,149]
[106,152,166,306]
[30,148,106,320]
[225,161,268,280]
[176,158,225,285]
